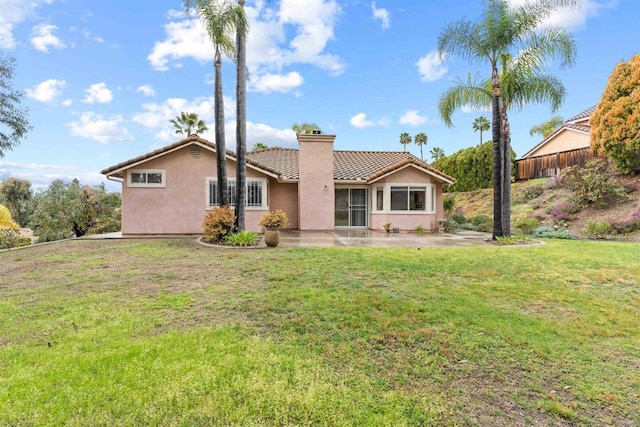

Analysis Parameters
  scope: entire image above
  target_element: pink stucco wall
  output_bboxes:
[268,179,298,229]
[121,144,268,234]
[367,166,446,232]
[297,134,335,230]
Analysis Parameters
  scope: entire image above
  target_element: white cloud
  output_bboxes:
[147,18,213,71]
[350,113,373,129]
[67,112,133,143]
[136,85,156,97]
[0,0,53,49]
[25,79,66,103]
[416,51,447,82]
[399,110,427,126]
[80,29,118,47]
[371,2,390,29]
[148,0,344,88]
[507,0,612,29]
[30,23,66,52]
[250,71,304,93]
[83,82,113,104]
[0,160,110,190]
[132,96,233,142]
[61,99,73,106]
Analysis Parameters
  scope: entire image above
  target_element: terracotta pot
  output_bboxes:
[264,228,280,247]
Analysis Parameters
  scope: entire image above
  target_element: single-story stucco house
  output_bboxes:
[101,133,455,235]
[515,106,596,180]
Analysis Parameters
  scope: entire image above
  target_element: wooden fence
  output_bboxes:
[515,147,596,181]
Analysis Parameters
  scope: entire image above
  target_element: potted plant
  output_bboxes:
[259,209,289,247]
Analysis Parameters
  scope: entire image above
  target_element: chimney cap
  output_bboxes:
[311,130,322,135]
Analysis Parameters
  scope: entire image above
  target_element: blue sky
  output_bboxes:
[1,0,638,191]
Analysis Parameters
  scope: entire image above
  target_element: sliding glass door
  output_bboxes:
[335,188,367,227]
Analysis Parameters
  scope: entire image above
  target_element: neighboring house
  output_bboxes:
[101,133,455,235]
[515,106,597,180]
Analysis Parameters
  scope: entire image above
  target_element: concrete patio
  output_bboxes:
[273,229,491,248]
[87,229,492,248]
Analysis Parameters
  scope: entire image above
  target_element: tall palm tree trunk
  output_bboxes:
[234,0,247,231]
[491,73,503,239]
[501,112,512,236]
[214,50,228,206]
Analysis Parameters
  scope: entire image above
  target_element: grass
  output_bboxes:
[1,238,639,425]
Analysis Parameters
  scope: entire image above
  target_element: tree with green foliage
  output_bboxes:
[292,122,321,134]
[472,116,490,145]
[0,204,18,228]
[30,179,121,242]
[591,53,640,174]
[169,111,209,136]
[438,0,577,238]
[0,177,32,227]
[414,132,428,161]
[399,132,411,152]
[251,142,268,151]
[432,141,516,192]
[1,55,32,158]
[529,116,564,139]
[430,146,446,163]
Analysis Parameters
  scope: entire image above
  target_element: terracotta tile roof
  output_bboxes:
[567,105,597,123]
[100,135,280,177]
[102,137,455,184]
[563,123,591,133]
[246,148,299,180]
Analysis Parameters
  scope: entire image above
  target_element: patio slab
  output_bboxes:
[274,229,491,248]
[83,229,492,248]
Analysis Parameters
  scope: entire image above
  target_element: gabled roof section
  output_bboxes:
[566,105,597,123]
[101,137,455,184]
[100,135,280,178]
[334,151,455,184]
[520,106,595,159]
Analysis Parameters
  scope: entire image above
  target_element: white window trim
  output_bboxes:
[373,183,436,214]
[127,169,166,188]
[206,177,268,211]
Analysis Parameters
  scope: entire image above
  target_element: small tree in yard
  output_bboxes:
[591,53,640,174]
[30,180,121,242]
[0,177,33,227]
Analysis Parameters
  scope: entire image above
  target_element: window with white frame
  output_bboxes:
[374,186,384,211]
[127,169,165,187]
[207,178,267,209]
[389,185,435,212]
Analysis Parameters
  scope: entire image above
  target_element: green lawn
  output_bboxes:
[1,239,638,425]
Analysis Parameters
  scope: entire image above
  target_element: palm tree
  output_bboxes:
[529,116,564,139]
[292,122,321,134]
[414,132,428,161]
[438,0,577,238]
[399,132,411,152]
[170,112,209,136]
[472,116,490,145]
[184,0,246,208]
[252,142,268,151]
[430,147,446,163]
[234,0,250,231]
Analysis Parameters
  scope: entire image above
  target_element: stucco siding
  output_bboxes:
[526,130,590,158]
[367,167,445,232]
[121,145,268,234]
[269,180,299,229]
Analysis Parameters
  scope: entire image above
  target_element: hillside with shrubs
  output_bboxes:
[445,159,640,241]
